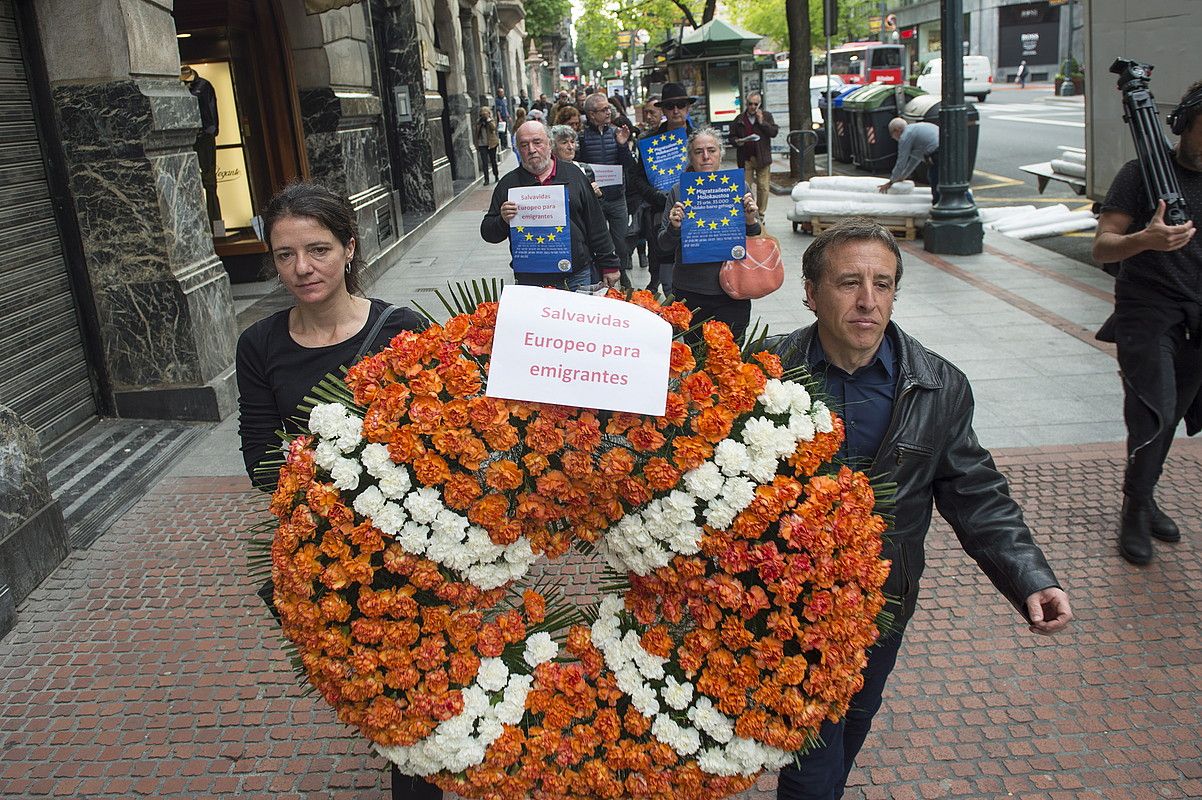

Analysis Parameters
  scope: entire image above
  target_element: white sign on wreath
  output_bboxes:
[485,285,672,415]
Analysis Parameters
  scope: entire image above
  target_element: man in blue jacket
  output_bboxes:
[480,120,620,290]
[577,92,639,287]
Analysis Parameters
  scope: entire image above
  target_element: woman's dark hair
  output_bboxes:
[261,181,363,295]
[801,217,903,286]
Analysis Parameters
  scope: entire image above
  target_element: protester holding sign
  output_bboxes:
[481,120,620,290]
[659,128,759,341]
[642,82,696,295]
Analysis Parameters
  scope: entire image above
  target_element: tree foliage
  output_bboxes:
[574,0,719,75]
[729,0,882,51]
[526,0,573,40]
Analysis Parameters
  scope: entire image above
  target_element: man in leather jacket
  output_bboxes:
[770,218,1073,800]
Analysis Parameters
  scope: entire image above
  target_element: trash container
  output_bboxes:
[844,84,925,173]
[824,85,868,164]
[897,96,981,182]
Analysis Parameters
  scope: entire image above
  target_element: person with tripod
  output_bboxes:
[1093,78,1202,565]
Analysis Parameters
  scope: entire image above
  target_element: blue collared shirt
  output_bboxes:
[807,332,897,468]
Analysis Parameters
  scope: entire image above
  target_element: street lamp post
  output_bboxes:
[923,0,983,254]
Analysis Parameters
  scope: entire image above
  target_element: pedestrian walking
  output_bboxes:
[659,127,760,342]
[494,87,511,149]
[771,217,1074,800]
[518,88,529,110]
[728,92,779,224]
[232,181,438,800]
[878,117,941,202]
[1016,59,1028,89]
[480,120,620,290]
[1092,79,1202,565]
[511,105,527,148]
[473,107,500,184]
[577,92,638,287]
[532,92,550,114]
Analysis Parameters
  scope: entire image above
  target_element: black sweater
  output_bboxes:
[235,298,425,488]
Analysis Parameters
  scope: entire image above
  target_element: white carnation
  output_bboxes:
[759,379,792,415]
[523,631,559,667]
[361,442,393,473]
[629,685,659,717]
[374,503,410,537]
[404,487,442,523]
[329,457,362,490]
[713,439,751,477]
[723,477,756,511]
[788,410,816,441]
[377,468,412,499]
[308,403,349,439]
[352,485,387,519]
[813,401,835,433]
[661,676,694,710]
[314,440,341,471]
[476,658,509,692]
[747,454,780,484]
[683,461,724,501]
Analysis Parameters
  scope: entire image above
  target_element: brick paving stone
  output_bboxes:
[2,442,1201,799]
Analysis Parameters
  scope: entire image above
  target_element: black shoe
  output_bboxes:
[1118,496,1154,565]
[1148,497,1181,543]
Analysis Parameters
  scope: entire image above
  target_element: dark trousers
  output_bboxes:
[777,632,905,800]
[926,154,940,206]
[674,287,751,344]
[600,194,631,285]
[194,131,220,222]
[391,767,442,800]
[1117,308,1202,498]
[477,145,498,181]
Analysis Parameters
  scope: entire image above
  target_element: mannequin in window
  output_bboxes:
[181,65,221,225]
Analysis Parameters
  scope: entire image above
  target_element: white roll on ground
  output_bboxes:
[791,186,932,207]
[1008,214,1097,240]
[789,199,932,219]
[979,205,1037,224]
[1050,159,1086,178]
[809,176,917,194]
[989,204,1071,233]
[1060,150,1086,165]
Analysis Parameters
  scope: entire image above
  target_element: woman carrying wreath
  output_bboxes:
[234,181,438,800]
[658,127,760,342]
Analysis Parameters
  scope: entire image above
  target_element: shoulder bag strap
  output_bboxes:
[353,304,400,363]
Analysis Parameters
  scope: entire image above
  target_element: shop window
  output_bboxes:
[184,60,256,233]
[706,61,740,124]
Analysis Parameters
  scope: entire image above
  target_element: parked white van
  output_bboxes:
[917,56,994,102]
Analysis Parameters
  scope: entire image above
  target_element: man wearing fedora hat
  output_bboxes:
[640,82,696,294]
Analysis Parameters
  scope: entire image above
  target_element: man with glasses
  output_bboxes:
[577,93,639,287]
[728,92,779,224]
[643,83,696,295]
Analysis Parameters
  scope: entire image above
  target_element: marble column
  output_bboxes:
[0,405,70,638]
[50,79,238,420]
[379,0,436,212]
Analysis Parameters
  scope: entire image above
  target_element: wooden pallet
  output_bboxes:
[807,214,920,240]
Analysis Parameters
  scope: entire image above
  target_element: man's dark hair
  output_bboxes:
[1179,79,1202,133]
[262,181,363,295]
[801,216,904,287]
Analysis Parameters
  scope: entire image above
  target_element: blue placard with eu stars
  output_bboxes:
[508,184,573,273]
[638,128,688,191]
[679,168,747,264]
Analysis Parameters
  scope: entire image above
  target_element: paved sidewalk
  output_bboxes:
[3,174,1201,799]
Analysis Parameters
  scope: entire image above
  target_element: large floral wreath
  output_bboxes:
[261,288,890,799]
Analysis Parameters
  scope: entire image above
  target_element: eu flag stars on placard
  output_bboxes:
[679,168,747,264]
[638,128,689,191]
[510,223,572,273]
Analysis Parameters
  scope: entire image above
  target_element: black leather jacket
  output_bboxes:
[771,322,1061,631]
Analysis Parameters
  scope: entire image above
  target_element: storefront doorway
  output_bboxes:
[174,0,309,282]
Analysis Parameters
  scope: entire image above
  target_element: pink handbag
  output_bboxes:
[720,234,785,300]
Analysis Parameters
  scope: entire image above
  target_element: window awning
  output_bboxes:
[305,0,359,14]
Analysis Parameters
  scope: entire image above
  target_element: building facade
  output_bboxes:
[0,0,538,637]
[889,0,1083,84]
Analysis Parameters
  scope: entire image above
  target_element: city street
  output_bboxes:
[1,170,1200,800]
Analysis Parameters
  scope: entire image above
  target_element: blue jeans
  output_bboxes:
[777,631,905,800]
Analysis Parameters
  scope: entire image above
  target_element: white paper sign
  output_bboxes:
[508,185,567,228]
[485,285,672,415]
[581,162,624,187]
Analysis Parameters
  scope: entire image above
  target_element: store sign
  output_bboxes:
[997,1,1060,67]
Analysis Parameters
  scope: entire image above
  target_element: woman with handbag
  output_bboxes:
[473,107,500,184]
[658,127,761,342]
[234,182,436,800]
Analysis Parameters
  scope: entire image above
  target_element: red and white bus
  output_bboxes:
[817,43,906,85]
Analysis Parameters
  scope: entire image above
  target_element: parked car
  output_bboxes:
[916,56,993,101]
